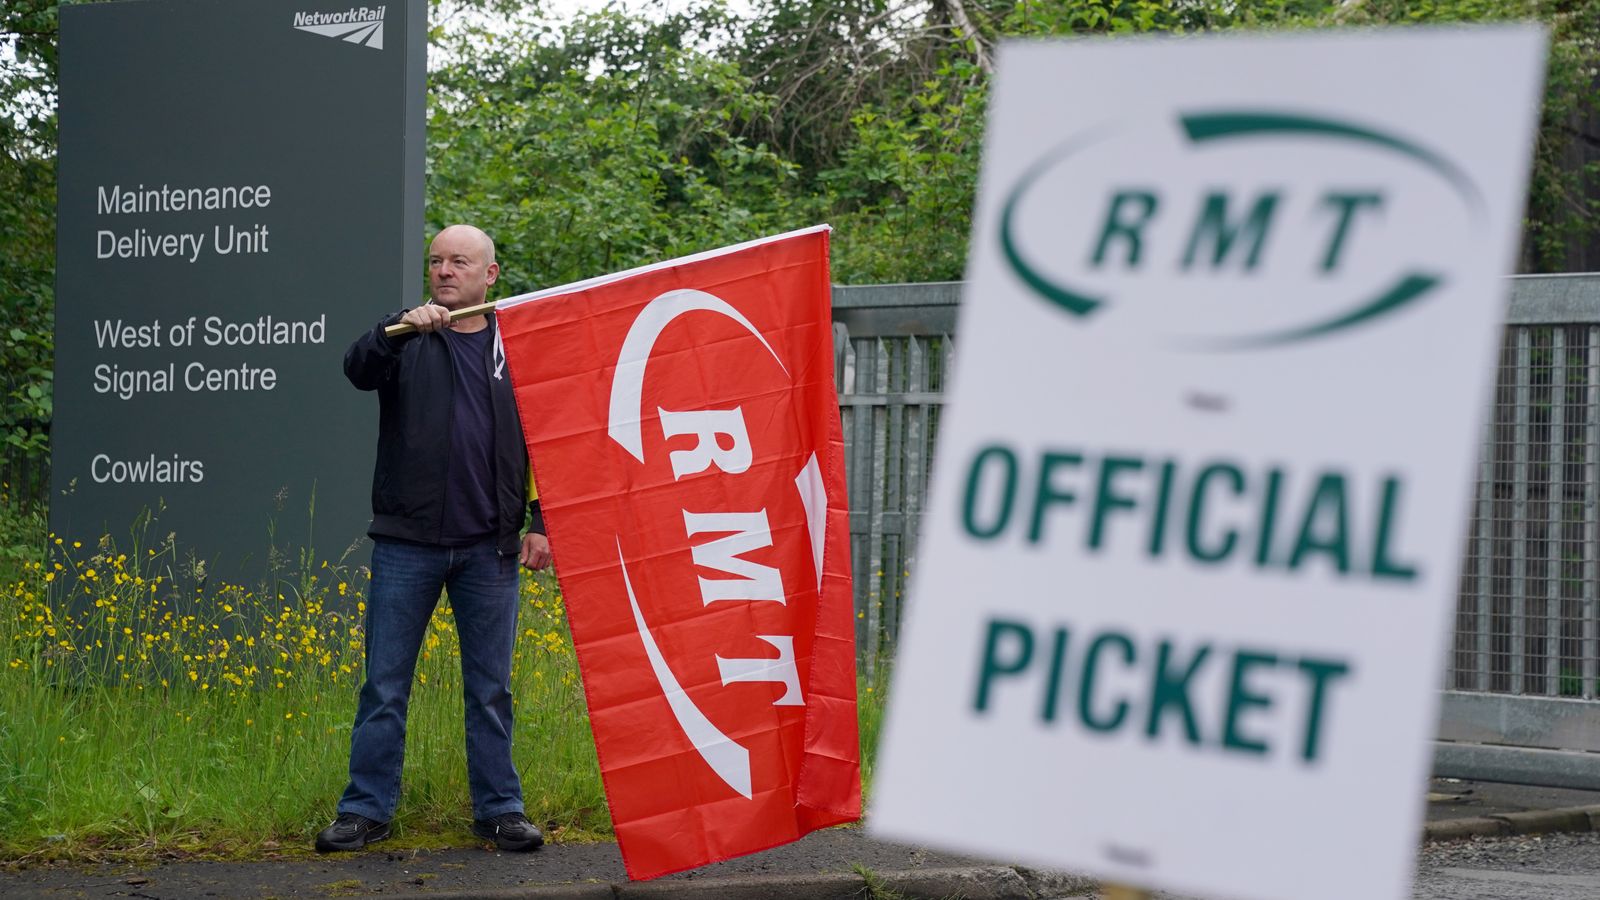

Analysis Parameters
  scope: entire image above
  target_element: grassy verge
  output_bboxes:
[0,499,886,862]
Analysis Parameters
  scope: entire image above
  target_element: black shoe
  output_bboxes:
[471,812,543,851]
[315,813,391,852]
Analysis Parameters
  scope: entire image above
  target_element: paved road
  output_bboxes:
[0,829,997,898]
[8,823,1600,898]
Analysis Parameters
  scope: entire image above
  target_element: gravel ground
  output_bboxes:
[1412,831,1600,900]
[1137,832,1600,900]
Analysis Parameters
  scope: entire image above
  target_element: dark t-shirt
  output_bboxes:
[439,326,497,545]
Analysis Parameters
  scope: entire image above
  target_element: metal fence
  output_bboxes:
[834,283,959,679]
[1454,316,1597,699]
[1439,274,1600,787]
[834,275,1600,785]
[0,452,49,511]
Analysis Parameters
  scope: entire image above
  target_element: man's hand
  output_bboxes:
[520,532,552,571]
[399,301,451,334]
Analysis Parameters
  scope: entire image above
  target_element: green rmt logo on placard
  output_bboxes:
[998,111,1485,350]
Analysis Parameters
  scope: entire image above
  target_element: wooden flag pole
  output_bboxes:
[1102,885,1152,900]
[383,300,498,338]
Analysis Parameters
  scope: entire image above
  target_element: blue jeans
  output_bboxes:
[338,537,524,822]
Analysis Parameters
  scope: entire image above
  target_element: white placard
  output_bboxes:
[870,28,1546,900]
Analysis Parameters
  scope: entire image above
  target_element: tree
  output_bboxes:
[427,4,813,292]
[0,0,59,461]
[3,0,1598,473]
[1313,0,1600,272]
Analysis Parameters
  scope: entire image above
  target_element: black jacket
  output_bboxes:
[344,309,543,556]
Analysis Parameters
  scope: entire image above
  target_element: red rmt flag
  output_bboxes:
[494,226,860,879]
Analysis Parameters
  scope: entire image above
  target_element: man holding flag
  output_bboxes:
[318,223,861,875]
[317,224,550,854]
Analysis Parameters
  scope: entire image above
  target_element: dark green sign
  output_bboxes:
[52,0,425,587]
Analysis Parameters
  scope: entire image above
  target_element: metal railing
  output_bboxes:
[1439,274,1600,787]
[834,275,1600,785]
[834,283,958,679]
[1455,314,1598,700]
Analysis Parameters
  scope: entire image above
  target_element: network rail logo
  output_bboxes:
[292,6,386,50]
[998,109,1485,351]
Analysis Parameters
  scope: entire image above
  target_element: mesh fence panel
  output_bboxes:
[840,332,952,678]
[1453,324,1600,698]
[835,282,1600,700]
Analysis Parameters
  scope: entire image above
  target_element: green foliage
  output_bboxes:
[1002,0,1276,33]
[3,0,1599,474]
[418,0,1600,293]
[428,7,810,291]
[1313,0,1600,270]
[822,59,988,282]
[0,0,58,462]
[1,327,52,458]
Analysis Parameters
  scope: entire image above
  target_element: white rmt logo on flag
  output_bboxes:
[292,6,385,50]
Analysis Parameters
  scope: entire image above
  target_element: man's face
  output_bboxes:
[428,227,499,310]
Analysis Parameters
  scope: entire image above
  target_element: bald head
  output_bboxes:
[433,224,496,264]
[428,224,500,313]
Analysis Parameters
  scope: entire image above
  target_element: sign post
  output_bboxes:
[870,28,1546,900]
[52,0,425,587]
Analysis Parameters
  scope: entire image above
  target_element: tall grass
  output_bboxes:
[0,495,885,860]
[0,499,599,858]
